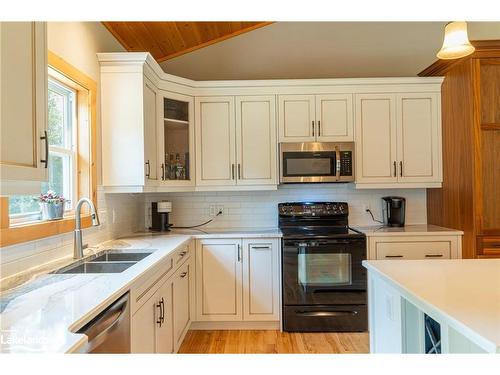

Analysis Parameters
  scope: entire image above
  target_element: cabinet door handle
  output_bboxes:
[145,160,151,178]
[231,164,235,180]
[318,120,321,137]
[425,254,443,258]
[237,244,241,262]
[179,250,187,257]
[385,255,403,258]
[156,300,163,327]
[40,131,49,168]
[238,164,241,179]
[180,271,188,278]
[312,121,315,137]
[400,161,403,177]
[393,161,397,177]
[251,246,271,250]
[160,297,165,323]
[161,163,165,180]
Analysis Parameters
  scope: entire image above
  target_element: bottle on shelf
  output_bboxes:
[169,153,176,180]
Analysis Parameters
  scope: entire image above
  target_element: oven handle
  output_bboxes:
[295,310,359,317]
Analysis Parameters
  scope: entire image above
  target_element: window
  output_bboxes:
[8,73,77,224]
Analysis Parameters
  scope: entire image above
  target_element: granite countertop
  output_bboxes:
[353,224,464,236]
[0,227,282,353]
[363,259,500,353]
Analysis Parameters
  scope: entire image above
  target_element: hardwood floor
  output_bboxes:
[178,330,370,354]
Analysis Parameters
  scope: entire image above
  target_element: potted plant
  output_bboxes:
[36,190,67,220]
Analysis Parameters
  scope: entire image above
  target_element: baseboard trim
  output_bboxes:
[190,321,280,330]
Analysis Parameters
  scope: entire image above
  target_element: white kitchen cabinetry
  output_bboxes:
[0,22,48,187]
[99,56,160,191]
[131,278,173,353]
[195,238,280,324]
[355,93,441,188]
[172,257,193,352]
[278,94,353,143]
[130,241,193,353]
[195,238,242,321]
[158,91,195,187]
[195,96,236,186]
[242,239,280,321]
[195,95,277,188]
[367,235,462,260]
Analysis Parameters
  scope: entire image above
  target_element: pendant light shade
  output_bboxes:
[437,21,475,59]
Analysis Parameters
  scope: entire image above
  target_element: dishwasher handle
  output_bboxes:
[77,292,129,353]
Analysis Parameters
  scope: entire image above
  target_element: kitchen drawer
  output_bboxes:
[173,243,191,268]
[375,241,451,260]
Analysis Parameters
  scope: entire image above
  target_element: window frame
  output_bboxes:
[0,51,98,247]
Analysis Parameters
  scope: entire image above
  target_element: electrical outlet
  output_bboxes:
[209,204,217,217]
[217,205,224,216]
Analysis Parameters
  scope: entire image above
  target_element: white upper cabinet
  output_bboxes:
[316,94,353,142]
[279,94,354,143]
[396,93,441,184]
[99,55,160,191]
[235,96,277,185]
[0,22,48,185]
[355,94,398,184]
[355,92,442,188]
[278,95,315,142]
[159,91,195,187]
[195,96,236,186]
[196,95,277,188]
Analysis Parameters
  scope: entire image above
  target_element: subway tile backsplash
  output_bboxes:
[143,184,427,229]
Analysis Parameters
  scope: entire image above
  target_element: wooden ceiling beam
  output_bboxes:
[102,21,273,62]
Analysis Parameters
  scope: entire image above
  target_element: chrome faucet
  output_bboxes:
[74,197,100,259]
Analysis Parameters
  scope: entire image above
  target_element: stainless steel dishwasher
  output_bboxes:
[77,292,130,353]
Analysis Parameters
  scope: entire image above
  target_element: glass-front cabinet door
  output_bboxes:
[157,91,195,186]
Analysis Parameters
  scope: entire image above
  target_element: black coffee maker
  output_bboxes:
[150,201,173,232]
[382,196,406,227]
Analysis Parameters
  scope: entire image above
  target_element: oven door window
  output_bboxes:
[283,152,336,177]
[298,251,352,287]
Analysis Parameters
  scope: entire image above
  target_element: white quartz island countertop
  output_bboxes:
[363,259,500,353]
[0,228,281,353]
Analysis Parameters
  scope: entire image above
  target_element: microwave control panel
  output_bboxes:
[339,151,353,176]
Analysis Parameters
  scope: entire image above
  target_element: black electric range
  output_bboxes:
[279,202,367,332]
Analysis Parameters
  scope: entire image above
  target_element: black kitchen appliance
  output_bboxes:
[382,196,406,227]
[279,202,367,332]
[150,201,172,232]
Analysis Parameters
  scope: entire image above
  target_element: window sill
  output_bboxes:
[0,215,93,248]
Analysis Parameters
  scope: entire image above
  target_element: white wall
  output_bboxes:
[143,184,427,229]
[0,23,143,281]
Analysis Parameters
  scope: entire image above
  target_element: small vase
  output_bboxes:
[41,201,65,221]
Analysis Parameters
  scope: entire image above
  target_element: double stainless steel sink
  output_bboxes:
[53,249,153,274]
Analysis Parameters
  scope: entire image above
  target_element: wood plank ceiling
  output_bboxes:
[102,22,272,62]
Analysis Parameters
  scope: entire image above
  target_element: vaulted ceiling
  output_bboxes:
[102,22,272,62]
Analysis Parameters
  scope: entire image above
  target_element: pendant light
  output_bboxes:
[437,21,475,59]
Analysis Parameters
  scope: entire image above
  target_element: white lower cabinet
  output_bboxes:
[172,258,193,352]
[196,238,280,322]
[367,235,462,260]
[131,242,193,353]
[131,278,173,353]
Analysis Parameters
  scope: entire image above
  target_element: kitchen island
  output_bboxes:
[363,259,500,353]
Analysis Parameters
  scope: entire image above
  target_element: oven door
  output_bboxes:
[282,238,367,306]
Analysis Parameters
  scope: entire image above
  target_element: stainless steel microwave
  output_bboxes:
[279,142,355,183]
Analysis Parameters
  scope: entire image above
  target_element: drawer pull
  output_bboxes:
[252,246,271,250]
[179,250,188,257]
[180,271,188,278]
[385,255,403,258]
[425,254,443,258]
